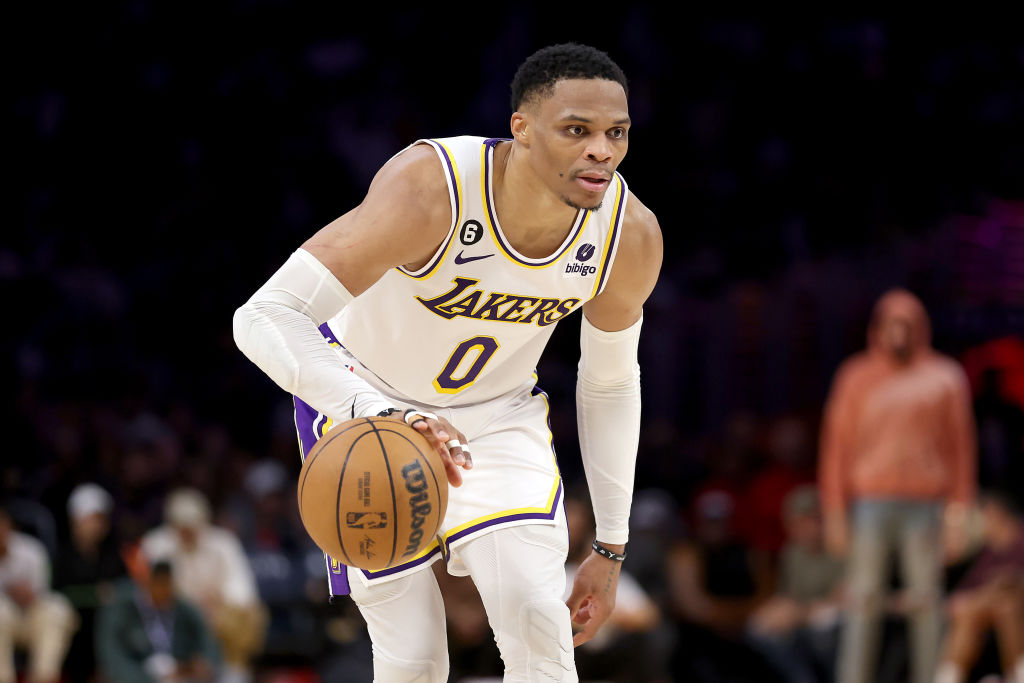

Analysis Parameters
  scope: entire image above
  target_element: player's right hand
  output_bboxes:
[405,412,472,487]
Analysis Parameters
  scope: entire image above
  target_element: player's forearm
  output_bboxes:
[233,249,394,420]
[576,315,642,546]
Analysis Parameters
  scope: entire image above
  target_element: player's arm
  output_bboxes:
[566,193,662,646]
[232,144,470,485]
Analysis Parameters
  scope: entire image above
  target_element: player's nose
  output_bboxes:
[584,135,613,163]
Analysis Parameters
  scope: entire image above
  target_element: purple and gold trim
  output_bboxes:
[293,395,350,596]
[591,172,628,298]
[481,139,590,269]
[292,366,563,595]
[396,139,463,280]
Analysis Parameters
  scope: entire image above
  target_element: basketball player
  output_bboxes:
[233,43,662,682]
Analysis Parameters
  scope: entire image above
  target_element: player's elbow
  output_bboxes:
[231,302,301,392]
[232,303,257,357]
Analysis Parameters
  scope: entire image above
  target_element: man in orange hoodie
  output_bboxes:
[819,289,977,683]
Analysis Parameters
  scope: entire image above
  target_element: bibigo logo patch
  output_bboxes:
[564,243,598,277]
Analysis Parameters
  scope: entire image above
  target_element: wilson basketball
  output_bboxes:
[297,417,448,571]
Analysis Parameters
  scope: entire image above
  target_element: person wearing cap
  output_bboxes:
[140,489,266,683]
[0,501,78,683]
[746,485,845,683]
[52,483,127,682]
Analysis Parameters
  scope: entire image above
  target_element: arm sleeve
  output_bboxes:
[576,314,643,545]
[232,248,394,421]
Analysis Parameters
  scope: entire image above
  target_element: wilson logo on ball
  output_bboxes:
[401,461,433,558]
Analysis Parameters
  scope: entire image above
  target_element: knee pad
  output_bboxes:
[372,650,447,683]
[519,599,576,681]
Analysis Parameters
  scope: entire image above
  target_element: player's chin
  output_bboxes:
[561,191,605,212]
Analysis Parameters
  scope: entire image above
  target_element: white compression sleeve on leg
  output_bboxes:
[232,248,394,420]
[576,314,643,546]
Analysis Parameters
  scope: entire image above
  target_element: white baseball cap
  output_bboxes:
[68,483,114,520]
[164,488,211,528]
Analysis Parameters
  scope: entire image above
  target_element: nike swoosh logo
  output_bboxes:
[454,251,494,265]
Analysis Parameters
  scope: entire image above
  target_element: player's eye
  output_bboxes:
[567,126,585,136]
[609,128,627,139]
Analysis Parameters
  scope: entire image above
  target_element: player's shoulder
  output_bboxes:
[618,188,663,267]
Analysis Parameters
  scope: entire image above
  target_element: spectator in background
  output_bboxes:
[562,490,668,683]
[97,560,220,683]
[819,288,977,683]
[53,483,127,683]
[935,489,1024,683]
[666,488,774,682]
[0,502,78,683]
[141,489,266,683]
[747,485,845,683]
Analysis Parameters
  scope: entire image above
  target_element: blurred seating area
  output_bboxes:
[5,9,1024,682]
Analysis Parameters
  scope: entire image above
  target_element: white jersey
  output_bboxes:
[327,136,629,407]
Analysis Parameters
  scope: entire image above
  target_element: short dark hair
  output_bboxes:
[510,43,628,111]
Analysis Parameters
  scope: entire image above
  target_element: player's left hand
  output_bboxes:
[565,544,622,646]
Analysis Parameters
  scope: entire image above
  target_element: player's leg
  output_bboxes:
[457,518,577,682]
[348,567,449,683]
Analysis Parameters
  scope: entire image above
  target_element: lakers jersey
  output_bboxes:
[326,136,629,407]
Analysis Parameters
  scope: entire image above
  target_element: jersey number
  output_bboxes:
[433,336,499,394]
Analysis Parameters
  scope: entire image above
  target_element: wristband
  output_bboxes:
[592,541,626,562]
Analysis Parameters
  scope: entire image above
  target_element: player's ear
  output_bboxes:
[511,112,530,146]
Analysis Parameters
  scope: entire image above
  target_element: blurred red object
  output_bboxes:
[961,336,1024,409]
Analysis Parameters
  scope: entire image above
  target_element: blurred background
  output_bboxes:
[5,6,1023,683]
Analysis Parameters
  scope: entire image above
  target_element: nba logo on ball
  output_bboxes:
[564,243,597,277]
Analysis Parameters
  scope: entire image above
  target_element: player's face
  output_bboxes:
[519,78,630,211]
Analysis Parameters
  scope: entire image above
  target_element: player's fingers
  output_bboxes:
[565,585,590,621]
[412,418,462,487]
[572,605,607,647]
[437,417,472,470]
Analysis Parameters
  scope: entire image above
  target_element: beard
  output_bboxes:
[561,194,603,211]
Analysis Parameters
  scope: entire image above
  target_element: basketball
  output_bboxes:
[297,417,448,571]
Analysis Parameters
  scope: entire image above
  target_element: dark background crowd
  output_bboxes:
[4,7,1023,683]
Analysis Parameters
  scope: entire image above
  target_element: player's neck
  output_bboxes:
[492,141,580,259]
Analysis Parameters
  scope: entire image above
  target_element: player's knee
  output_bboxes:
[372,649,449,683]
[519,599,576,681]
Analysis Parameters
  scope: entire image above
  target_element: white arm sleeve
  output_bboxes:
[576,313,643,545]
[232,248,394,421]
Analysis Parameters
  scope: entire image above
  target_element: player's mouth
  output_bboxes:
[574,173,611,192]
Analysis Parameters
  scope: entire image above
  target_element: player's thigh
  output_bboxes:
[348,567,448,663]
[459,521,571,635]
